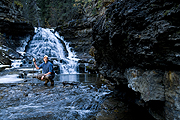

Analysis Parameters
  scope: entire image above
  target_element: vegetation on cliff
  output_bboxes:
[12,0,115,27]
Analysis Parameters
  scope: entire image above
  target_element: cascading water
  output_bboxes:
[25,27,79,74]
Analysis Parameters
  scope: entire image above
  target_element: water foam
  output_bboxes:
[26,27,79,74]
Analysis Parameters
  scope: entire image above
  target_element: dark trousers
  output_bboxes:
[36,73,55,82]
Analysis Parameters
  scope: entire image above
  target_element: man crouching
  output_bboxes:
[33,55,55,86]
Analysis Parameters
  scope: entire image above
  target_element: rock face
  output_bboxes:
[0,0,34,65]
[92,0,180,119]
[96,98,155,120]
[125,68,165,102]
[93,0,180,70]
[0,0,34,35]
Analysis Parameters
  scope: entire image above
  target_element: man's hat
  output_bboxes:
[44,55,48,58]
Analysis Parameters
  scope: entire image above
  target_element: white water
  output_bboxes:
[16,36,31,53]
[0,74,23,83]
[26,27,79,74]
[0,74,112,120]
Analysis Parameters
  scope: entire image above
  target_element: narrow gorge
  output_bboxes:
[1,0,180,120]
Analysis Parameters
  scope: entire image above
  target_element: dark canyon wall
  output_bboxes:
[92,0,180,119]
[0,0,34,65]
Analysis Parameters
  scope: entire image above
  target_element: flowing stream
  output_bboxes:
[0,74,111,120]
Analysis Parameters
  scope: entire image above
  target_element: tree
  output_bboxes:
[14,0,99,27]
[18,0,41,26]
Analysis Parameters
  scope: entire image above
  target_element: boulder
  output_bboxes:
[0,45,22,66]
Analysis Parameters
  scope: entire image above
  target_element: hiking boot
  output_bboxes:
[51,80,54,86]
[44,80,48,85]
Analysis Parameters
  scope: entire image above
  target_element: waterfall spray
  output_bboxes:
[25,27,79,74]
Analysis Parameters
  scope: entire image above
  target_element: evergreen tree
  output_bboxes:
[14,0,97,27]
[18,0,41,26]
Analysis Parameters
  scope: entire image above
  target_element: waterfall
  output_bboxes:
[25,27,79,74]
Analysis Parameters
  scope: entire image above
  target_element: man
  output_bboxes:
[33,55,55,86]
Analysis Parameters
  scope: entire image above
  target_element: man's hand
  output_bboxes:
[33,58,39,70]
[41,75,45,80]
[33,58,36,62]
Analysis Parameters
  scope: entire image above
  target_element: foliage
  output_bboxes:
[14,1,23,8]
[15,0,41,26]
[16,0,115,27]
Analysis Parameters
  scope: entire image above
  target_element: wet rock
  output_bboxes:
[96,98,155,120]
[78,58,97,73]
[18,71,27,78]
[24,80,28,82]
[62,81,79,87]
[93,0,180,71]
[125,68,165,102]
[92,0,180,119]
[86,65,97,74]
[0,45,23,66]
[0,1,34,73]
[0,76,112,120]
[53,65,60,74]
[78,63,86,73]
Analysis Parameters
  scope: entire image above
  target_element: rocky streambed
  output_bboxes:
[0,72,110,120]
[0,69,156,120]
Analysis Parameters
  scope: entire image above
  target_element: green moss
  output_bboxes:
[150,4,156,7]
[176,30,180,35]
[60,26,64,30]
[86,66,91,69]
[92,8,97,15]
[106,25,110,28]
[97,0,102,9]
[14,1,23,8]
[164,10,170,16]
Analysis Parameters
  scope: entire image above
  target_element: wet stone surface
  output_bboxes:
[0,75,111,120]
[96,97,156,120]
